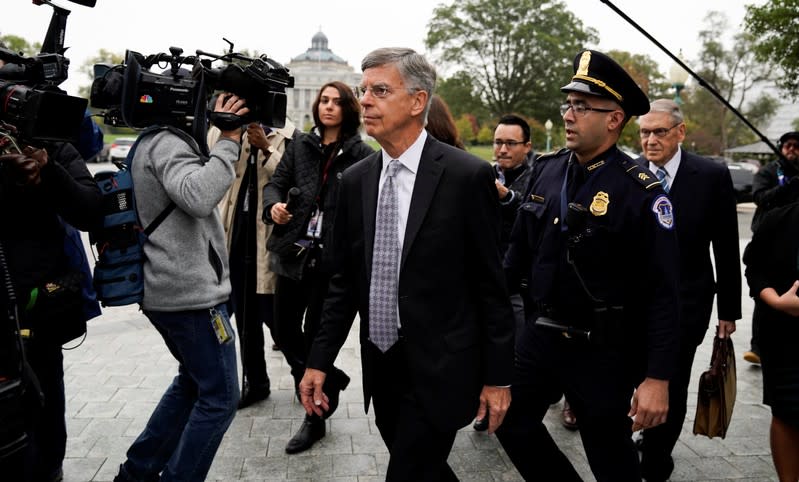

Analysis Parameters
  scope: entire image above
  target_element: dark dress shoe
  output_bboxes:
[561,400,578,430]
[285,415,326,454]
[641,454,674,482]
[237,382,271,409]
[473,417,489,432]
[322,368,350,419]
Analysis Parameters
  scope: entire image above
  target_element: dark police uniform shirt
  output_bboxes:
[505,145,680,381]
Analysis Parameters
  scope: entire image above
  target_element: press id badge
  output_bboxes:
[305,209,324,239]
[210,308,233,344]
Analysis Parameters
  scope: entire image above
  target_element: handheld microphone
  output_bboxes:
[285,187,300,213]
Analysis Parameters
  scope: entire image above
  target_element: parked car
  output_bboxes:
[95,143,111,163]
[706,156,755,203]
[725,162,755,204]
[108,137,136,164]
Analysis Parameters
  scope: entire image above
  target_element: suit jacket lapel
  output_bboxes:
[401,138,444,271]
[671,150,696,197]
[362,153,381,273]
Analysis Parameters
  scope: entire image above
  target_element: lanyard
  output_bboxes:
[316,143,340,204]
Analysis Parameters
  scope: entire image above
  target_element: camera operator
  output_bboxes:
[0,119,103,481]
[113,92,249,482]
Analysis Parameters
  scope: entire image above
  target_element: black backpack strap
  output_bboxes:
[143,203,176,236]
[125,126,178,236]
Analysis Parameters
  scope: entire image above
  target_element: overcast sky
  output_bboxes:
[4,0,762,96]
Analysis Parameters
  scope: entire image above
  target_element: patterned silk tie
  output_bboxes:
[656,167,670,193]
[369,159,401,352]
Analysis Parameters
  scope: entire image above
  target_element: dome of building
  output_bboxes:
[291,30,347,64]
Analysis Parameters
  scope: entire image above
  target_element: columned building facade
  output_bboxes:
[285,31,361,132]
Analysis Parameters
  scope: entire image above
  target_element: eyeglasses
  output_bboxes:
[783,141,799,150]
[559,102,616,117]
[493,140,526,148]
[639,123,682,139]
[357,84,394,99]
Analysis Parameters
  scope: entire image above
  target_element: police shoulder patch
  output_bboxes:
[651,194,675,230]
[620,158,661,191]
[534,147,569,164]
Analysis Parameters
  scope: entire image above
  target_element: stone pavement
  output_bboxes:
[59,205,776,481]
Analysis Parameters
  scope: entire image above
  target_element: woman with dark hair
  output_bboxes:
[263,81,374,454]
[426,94,465,149]
[743,201,799,482]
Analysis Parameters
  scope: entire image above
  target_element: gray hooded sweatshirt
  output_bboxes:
[131,129,241,311]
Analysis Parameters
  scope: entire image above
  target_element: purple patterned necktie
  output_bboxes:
[369,159,401,352]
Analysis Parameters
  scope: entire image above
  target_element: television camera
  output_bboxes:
[90,40,295,139]
[0,0,96,155]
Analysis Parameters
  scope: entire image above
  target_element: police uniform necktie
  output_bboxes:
[656,167,670,193]
[567,161,584,201]
[369,159,401,352]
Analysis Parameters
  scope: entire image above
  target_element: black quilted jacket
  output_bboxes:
[262,129,374,279]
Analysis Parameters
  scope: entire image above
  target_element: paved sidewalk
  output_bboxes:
[60,235,774,481]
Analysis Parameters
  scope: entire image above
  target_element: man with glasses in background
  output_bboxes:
[470,114,537,433]
[635,99,740,482]
[497,50,680,481]
[745,131,799,366]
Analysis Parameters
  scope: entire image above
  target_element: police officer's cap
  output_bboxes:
[561,50,650,117]
[779,131,799,146]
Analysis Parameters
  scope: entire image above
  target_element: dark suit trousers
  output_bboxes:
[496,322,641,482]
[640,324,707,479]
[367,341,459,482]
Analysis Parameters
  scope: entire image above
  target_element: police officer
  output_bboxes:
[496,50,680,482]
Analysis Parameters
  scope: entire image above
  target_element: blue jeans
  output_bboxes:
[117,304,239,482]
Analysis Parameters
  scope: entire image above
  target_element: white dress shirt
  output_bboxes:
[376,129,427,328]
[648,146,681,192]
[377,129,427,254]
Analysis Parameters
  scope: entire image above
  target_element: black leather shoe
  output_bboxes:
[323,368,350,419]
[285,415,325,454]
[473,417,488,432]
[641,454,674,482]
[237,381,271,410]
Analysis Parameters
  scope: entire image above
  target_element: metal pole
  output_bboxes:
[599,0,781,158]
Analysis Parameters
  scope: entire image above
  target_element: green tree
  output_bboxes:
[476,124,493,145]
[681,13,776,154]
[425,0,597,121]
[0,34,39,56]
[606,50,670,100]
[745,0,799,99]
[436,71,488,123]
[455,115,477,144]
[793,118,799,131]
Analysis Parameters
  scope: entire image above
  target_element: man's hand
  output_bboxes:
[0,146,48,186]
[299,368,329,417]
[717,320,736,338]
[270,202,292,224]
[246,123,270,152]
[494,179,510,200]
[215,93,250,142]
[475,385,511,434]
[629,377,669,432]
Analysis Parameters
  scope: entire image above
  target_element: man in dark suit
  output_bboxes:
[298,47,515,481]
[636,98,741,482]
